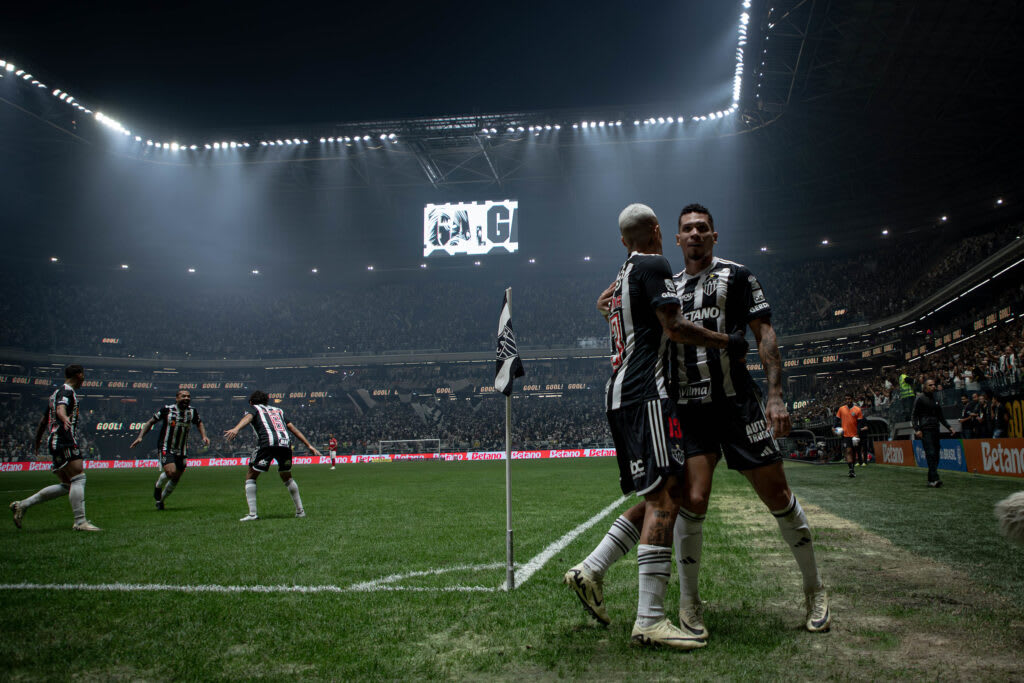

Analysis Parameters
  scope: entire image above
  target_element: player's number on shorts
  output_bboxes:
[609,311,625,370]
[668,417,682,439]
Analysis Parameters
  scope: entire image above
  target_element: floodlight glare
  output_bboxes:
[941,215,948,221]
[5,64,13,72]
[634,120,640,125]
[420,263,426,269]
[362,135,370,141]
[320,137,326,143]
[311,268,318,273]
[120,264,129,269]
[882,229,889,235]
[821,239,829,245]
[583,256,591,261]
[50,257,58,262]
[187,268,196,273]
[474,261,481,266]
[997,198,1004,205]
[528,258,536,264]
[252,269,259,275]
[760,246,768,252]
[367,265,374,271]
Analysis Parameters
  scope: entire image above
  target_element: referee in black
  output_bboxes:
[912,378,958,488]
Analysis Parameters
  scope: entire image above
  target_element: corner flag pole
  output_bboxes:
[495,286,524,591]
[505,381,514,591]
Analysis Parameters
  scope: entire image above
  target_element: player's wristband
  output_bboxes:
[726,331,749,357]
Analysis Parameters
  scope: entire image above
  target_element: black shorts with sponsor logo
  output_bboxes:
[49,444,81,471]
[607,398,686,496]
[160,450,188,470]
[677,393,782,471]
[250,446,292,473]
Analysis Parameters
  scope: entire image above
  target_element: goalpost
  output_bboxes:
[378,439,441,459]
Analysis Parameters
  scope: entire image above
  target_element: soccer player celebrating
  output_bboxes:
[328,435,337,470]
[130,389,210,510]
[223,391,321,521]
[10,364,100,531]
[572,203,830,639]
[835,395,866,478]
[565,203,745,650]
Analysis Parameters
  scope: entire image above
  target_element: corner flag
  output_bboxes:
[495,289,525,395]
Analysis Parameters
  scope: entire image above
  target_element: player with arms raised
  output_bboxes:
[10,364,99,531]
[224,391,321,521]
[130,389,210,509]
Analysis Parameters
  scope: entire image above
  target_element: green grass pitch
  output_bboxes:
[1,459,1021,680]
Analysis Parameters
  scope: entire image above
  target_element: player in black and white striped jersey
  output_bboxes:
[10,364,99,532]
[223,390,321,522]
[564,203,747,650]
[131,389,210,510]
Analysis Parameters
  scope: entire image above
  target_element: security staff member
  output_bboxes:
[912,378,958,488]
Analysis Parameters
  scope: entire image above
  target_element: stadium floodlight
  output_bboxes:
[170,142,179,151]
[821,239,829,245]
[760,246,768,252]
[213,142,221,149]
[276,139,284,145]
[311,268,318,273]
[320,137,326,143]
[996,198,1004,205]
[380,133,387,139]
[882,229,889,235]
[583,256,591,261]
[554,124,560,130]
[15,69,24,75]
[251,269,259,275]
[135,136,141,141]
[634,120,640,125]
[572,123,578,129]
[190,144,198,150]
[343,136,352,142]
[204,143,211,149]
[419,263,426,269]
[301,139,308,144]
[4,64,13,72]
[120,264,129,269]
[50,256,58,263]
[941,215,948,221]
[362,135,370,141]
[528,258,536,263]
[146,140,154,146]
[474,261,481,266]
[187,267,196,273]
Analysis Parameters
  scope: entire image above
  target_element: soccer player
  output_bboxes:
[328,435,337,470]
[10,364,99,531]
[130,389,210,510]
[223,391,321,521]
[571,203,830,639]
[835,395,865,478]
[564,203,745,650]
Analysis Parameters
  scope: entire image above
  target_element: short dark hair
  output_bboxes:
[64,364,84,379]
[679,203,714,230]
[249,390,269,406]
[176,388,190,397]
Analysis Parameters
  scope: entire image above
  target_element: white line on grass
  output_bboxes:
[505,495,627,590]
[0,495,627,594]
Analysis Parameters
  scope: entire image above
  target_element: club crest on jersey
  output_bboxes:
[702,276,718,297]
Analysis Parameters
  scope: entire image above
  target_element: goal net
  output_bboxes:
[378,439,441,458]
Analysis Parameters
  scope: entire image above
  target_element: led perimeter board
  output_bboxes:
[423,200,519,257]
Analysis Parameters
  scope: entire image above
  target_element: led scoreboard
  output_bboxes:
[423,200,518,257]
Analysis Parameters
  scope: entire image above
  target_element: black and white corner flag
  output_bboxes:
[495,290,525,396]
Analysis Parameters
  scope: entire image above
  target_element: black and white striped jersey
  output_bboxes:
[605,252,680,411]
[671,257,771,404]
[153,404,201,455]
[47,383,80,449]
[248,404,291,448]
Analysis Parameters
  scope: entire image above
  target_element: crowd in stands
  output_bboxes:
[0,223,1019,360]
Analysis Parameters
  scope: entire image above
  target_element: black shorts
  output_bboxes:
[160,451,188,471]
[250,446,292,473]
[49,445,81,471]
[607,398,686,496]
[677,394,782,471]
[841,436,856,450]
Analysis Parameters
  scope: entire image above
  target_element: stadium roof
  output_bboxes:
[1,0,1021,269]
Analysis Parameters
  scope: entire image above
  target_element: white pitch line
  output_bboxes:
[0,496,628,595]
[506,494,627,590]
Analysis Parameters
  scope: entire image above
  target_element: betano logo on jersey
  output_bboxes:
[684,306,721,322]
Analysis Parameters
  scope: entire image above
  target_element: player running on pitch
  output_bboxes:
[130,389,210,509]
[566,203,746,650]
[224,391,321,521]
[568,203,830,638]
[10,364,99,531]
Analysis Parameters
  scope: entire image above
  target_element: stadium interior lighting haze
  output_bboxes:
[0,0,754,154]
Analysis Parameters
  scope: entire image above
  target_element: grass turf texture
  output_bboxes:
[0,460,1021,680]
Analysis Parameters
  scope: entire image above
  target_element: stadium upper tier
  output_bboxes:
[0,221,1019,360]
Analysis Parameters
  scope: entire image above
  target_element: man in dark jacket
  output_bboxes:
[912,378,958,488]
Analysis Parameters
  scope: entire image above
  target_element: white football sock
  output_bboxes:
[68,474,87,525]
[772,495,822,592]
[156,472,169,489]
[285,479,303,512]
[21,483,69,508]
[674,507,705,605]
[245,480,258,516]
[584,514,640,575]
[161,479,177,501]
[636,544,673,627]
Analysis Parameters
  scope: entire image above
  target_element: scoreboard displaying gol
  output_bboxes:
[423,200,518,257]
